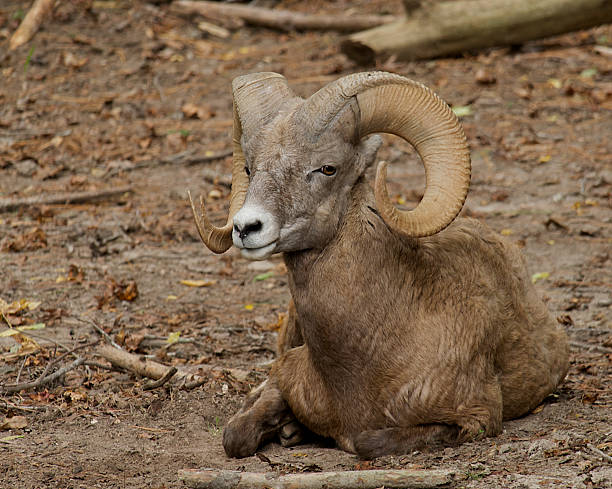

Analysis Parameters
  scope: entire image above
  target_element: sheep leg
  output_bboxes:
[223,378,293,458]
[275,300,309,447]
[276,300,304,354]
[354,424,462,459]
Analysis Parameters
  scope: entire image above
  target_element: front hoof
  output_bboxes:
[354,431,384,460]
[279,420,305,447]
[223,423,260,458]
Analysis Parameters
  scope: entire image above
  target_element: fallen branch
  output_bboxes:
[0,186,132,213]
[97,344,208,389]
[170,0,394,32]
[587,443,612,464]
[570,341,612,355]
[9,0,55,50]
[178,468,456,489]
[341,0,612,63]
[143,367,177,391]
[4,357,85,394]
[107,149,232,177]
[79,317,123,350]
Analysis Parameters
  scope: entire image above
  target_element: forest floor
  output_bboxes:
[0,1,610,488]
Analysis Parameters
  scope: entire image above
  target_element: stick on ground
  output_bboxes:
[9,0,55,50]
[171,0,394,32]
[178,468,457,489]
[0,187,133,213]
[143,367,178,391]
[4,357,85,394]
[97,344,208,389]
[341,0,612,63]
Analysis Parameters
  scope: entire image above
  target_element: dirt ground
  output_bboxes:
[0,1,611,488]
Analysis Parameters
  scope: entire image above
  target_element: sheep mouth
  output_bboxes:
[239,241,278,260]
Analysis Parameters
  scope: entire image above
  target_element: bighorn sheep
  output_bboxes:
[189,72,569,459]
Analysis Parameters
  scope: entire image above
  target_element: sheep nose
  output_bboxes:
[234,220,262,240]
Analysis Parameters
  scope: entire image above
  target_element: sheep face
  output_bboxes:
[232,105,382,260]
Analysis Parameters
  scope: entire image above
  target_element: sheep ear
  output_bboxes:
[357,135,383,171]
[232,72,295,144]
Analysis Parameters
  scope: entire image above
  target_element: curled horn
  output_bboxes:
[294,71,471,238]
[189,73,294,253]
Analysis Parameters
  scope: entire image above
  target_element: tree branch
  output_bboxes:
[178,468,457,489]
[170,1,394,32]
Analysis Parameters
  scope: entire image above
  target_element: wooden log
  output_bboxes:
[341,0,612,63]
[97,344,208,388]
[170,0,395,33]
[0,187,132,213]
[10,0,56,50]
[178,468,457,489]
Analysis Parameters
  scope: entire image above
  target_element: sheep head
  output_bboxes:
[189,72,472,259]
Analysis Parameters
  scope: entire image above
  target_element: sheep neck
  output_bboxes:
[282,181,418,386]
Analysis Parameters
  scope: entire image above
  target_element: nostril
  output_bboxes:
[235,220,262,240]
[244,220,262,235]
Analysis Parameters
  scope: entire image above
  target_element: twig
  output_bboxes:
[4,357,85,393]
[97,344,209,389]
[142,367,178,391]
[106,149,232,177]
[170,1,395,32]
[0,399,49,412]
[570,341,612,355]
[587,443,612,464]
[83,360,116,371]
[15,356,28,385]
[79,318,123,350]
[0,187,132,213]
[9,0,55,50]
[178,468,457,489]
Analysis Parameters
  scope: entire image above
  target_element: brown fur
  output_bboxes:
[223,179,569,459]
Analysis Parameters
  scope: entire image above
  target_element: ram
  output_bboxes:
[189,72,569,459]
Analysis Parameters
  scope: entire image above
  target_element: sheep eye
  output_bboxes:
[245,166,251,176]
[319,165,336,176]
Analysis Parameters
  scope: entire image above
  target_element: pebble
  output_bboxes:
[15,159,38,177]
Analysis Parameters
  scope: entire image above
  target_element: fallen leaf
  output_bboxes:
[167,331,181,344]
[538,155,551,164]
[0,298,40,315]
[0,416,27,430]
[244,304,254,311]
[531,272,550,284]
[63,390,88,403]
[0,323,45,337]
[0,228,47,252]
[579,68,597,79]
[180,279,216,287]
[254,272,274,282]
[114,279,139,301]
[500,229,513,236]
[0,435,25,443]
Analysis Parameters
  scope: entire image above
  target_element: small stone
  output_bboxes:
[15,159,38,177]
[579,224,600,237]
[475,68,496,84]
